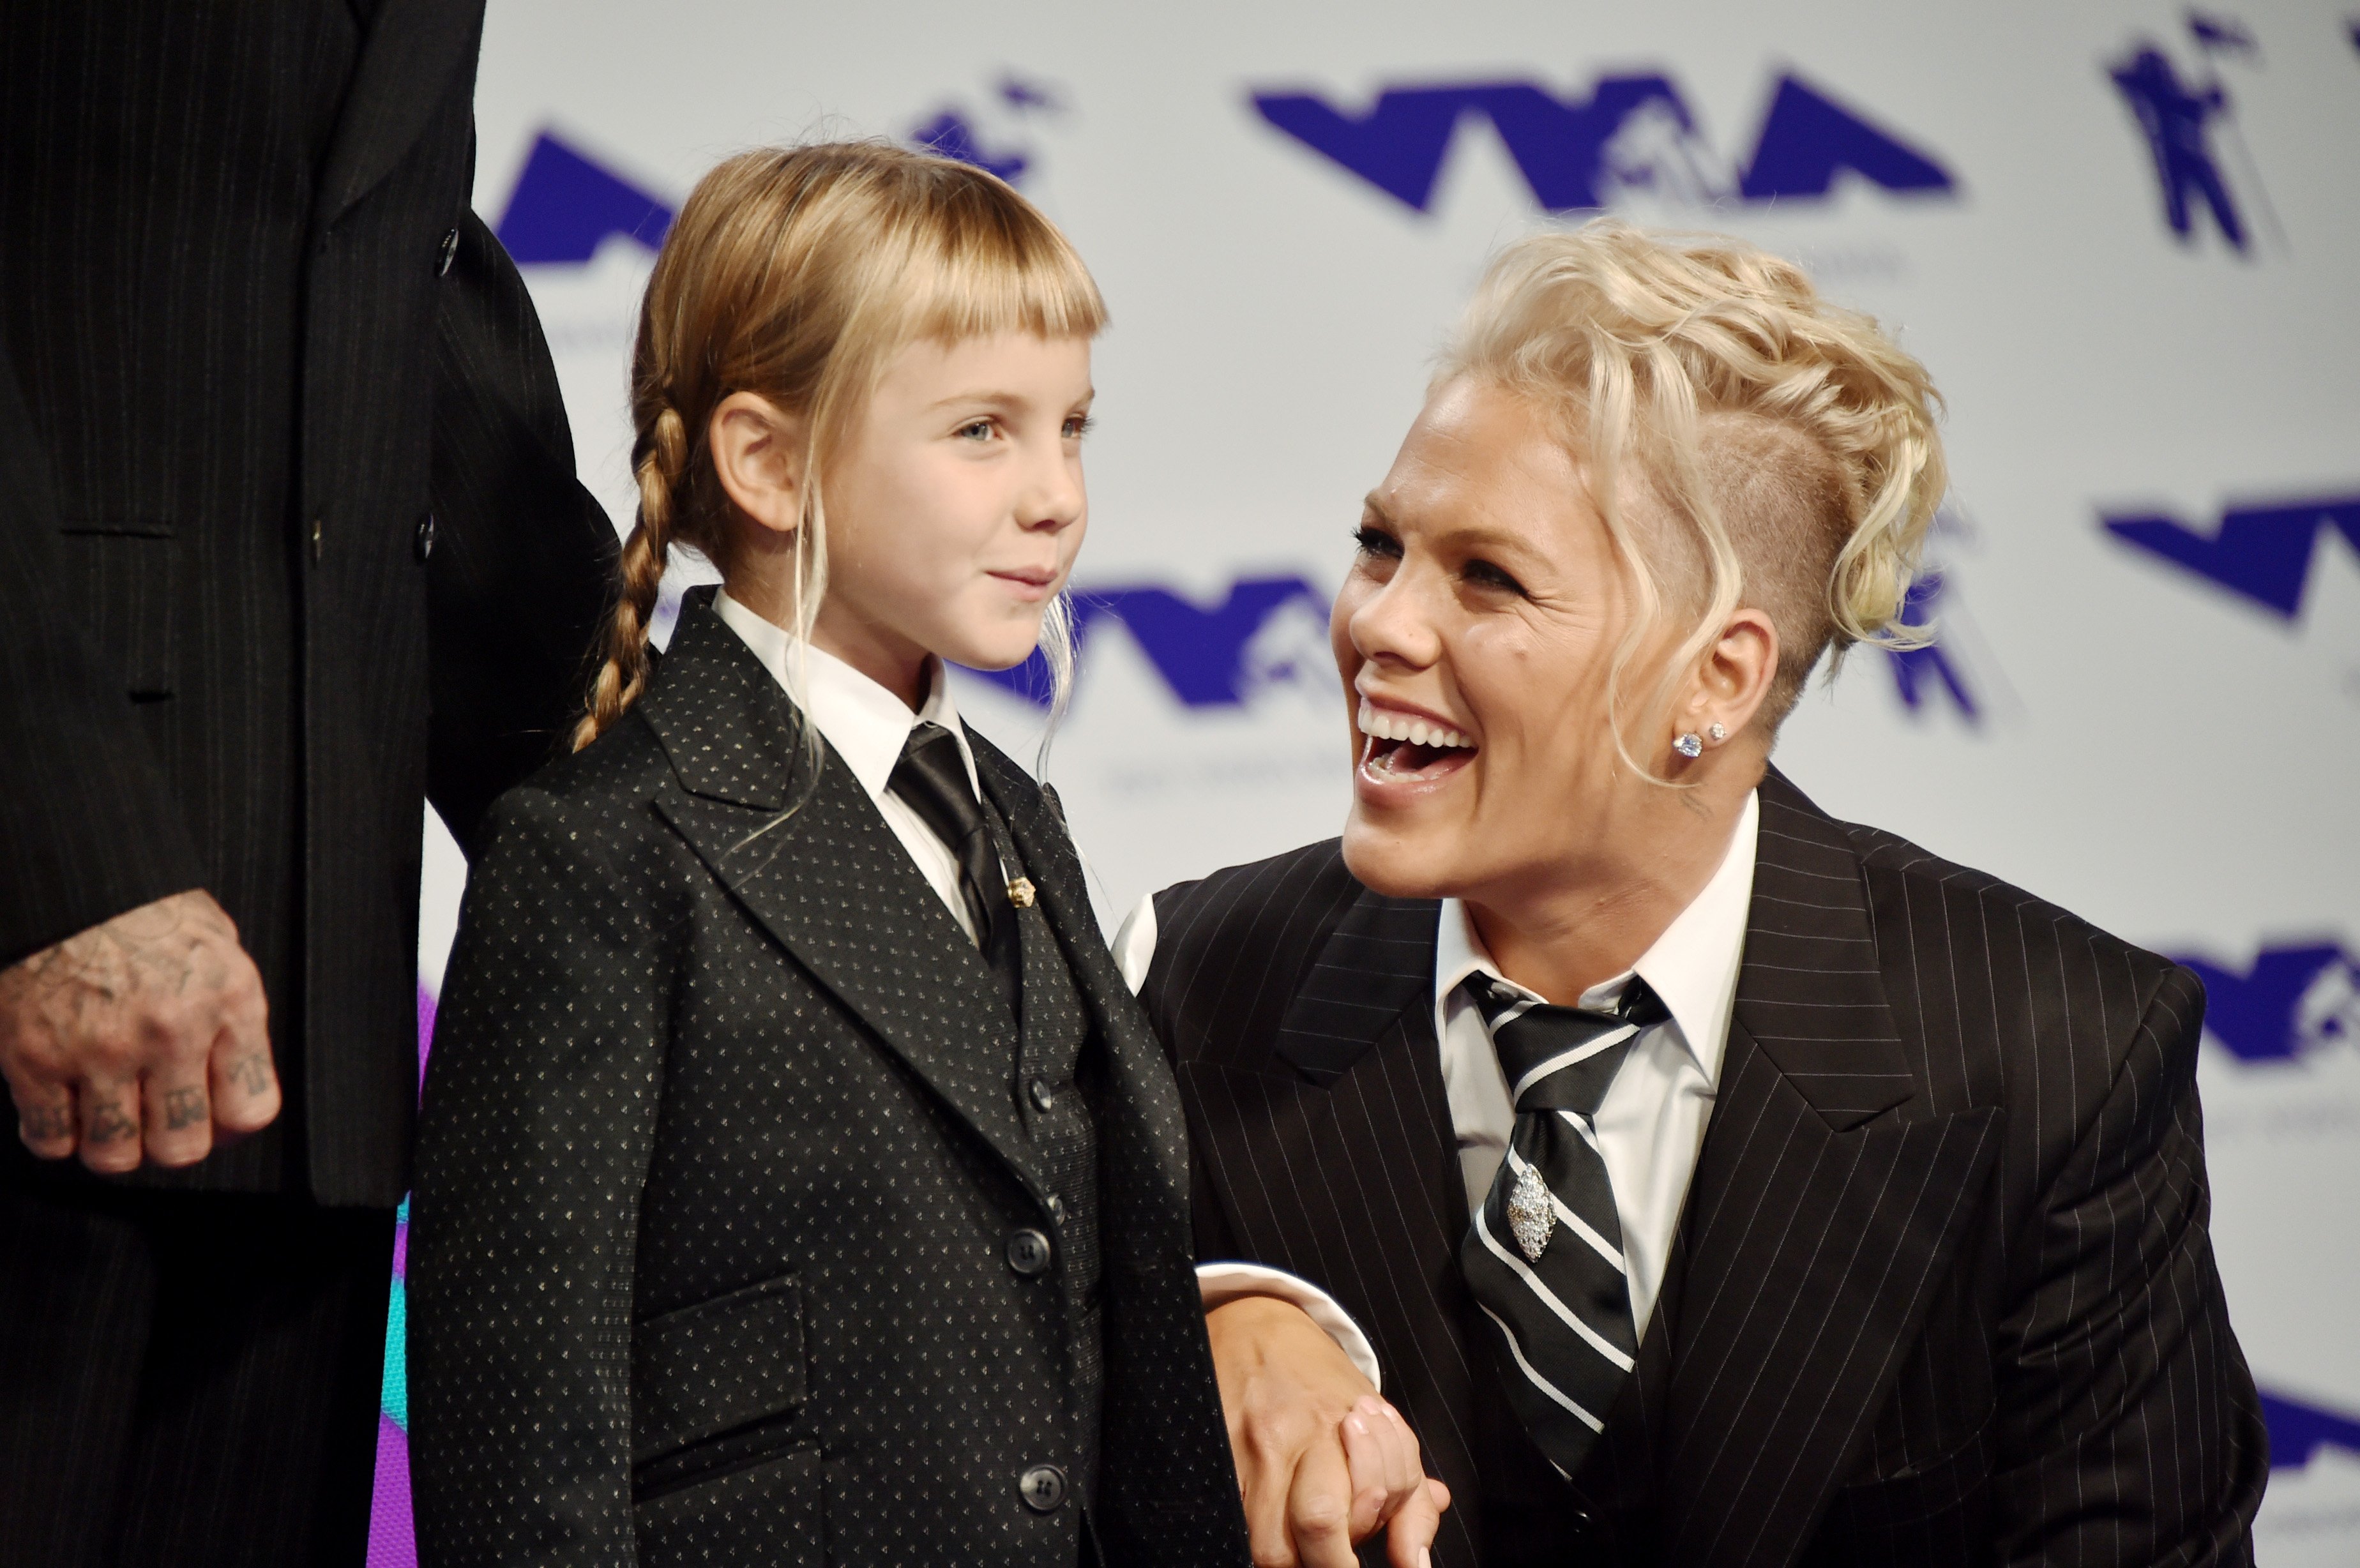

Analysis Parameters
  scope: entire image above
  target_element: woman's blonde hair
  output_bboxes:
[1439,218,1946,777]
[572,140,1107,751]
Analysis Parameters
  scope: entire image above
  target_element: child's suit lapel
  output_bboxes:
[640,591,1051,1200]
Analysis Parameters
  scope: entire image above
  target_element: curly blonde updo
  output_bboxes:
[571,140,1107,751]
[1439,218,1947,762]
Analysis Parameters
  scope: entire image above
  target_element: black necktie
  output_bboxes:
[1458,972,1670,1475]
[888,721,1023,1016]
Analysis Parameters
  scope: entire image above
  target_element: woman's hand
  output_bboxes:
[1206,1293,1451,1567]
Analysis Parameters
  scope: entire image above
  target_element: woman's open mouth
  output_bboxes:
[1356,698,1476,788]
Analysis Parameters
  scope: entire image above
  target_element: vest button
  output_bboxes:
[1029,1078,1054,1112]
[1018,1463,1068,1512]
[1045,1193,1066,1223]
[414,515,437,562]
[1005,1227,1052,1276]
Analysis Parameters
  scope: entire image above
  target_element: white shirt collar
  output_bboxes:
[1432,788,1760,1089]
[712,588,981,801]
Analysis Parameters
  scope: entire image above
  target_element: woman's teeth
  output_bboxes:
[1356,700,1472,751]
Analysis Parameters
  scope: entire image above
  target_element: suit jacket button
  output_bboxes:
[1006,1228,1052,1276]
[414,515,437,562]
[437,225,460,276]
[1018,1463,1068,1512]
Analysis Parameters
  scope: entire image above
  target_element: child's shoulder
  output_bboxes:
[471,707,677,864]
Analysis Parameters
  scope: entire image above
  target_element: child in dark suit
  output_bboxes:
[409,142,1245,1568]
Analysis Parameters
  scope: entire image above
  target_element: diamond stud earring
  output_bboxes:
[1673,732,1704,759]
[1707,723,1727,743]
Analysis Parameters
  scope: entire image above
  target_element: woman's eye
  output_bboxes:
[1063,414,1094,439]
[1352,524,1403,560]
[1464,559,1526,595]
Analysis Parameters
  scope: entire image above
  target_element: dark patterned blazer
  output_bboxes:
[409,594,1247,1568]
[1142,770,2267,1568]
[0,0,614,1205]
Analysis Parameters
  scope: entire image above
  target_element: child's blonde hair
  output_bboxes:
[1439,218,1946,775]
[573,140,1108,751]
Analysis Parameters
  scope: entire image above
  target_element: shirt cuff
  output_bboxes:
[1197,1262,1382,1391]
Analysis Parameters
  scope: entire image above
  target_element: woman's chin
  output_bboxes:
[1340,813,1465,901]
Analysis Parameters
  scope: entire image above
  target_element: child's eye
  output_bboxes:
[1352,524,1403,560]
[957,419,995,442]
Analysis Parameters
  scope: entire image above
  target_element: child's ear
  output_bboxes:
[708,393,809,537]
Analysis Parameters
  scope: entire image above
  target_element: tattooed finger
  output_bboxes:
[226,1052,273,1096]
[86,1097,139,1145]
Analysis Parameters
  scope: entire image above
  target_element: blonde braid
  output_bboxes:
[571,403,689,750]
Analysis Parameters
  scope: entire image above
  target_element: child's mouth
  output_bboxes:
[1356,699,1477,784]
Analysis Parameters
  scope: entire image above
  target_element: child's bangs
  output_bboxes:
[894,193,1108,345]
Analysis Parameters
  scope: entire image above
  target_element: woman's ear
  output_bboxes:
[707,392,809,537]
[1684,607,1780,744]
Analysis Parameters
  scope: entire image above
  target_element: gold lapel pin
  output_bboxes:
[1006,877,1036,908]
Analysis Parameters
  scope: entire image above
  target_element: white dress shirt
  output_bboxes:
[714,589,995,944]
[1117,791,1760,1389]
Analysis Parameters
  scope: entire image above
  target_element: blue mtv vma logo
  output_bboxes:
[1883,573,1979,725]
[966,578,1332,709]
[2173,941,2359,1063]
[2260,1387,2360,1471]
[2102,494,2360,619]
[495,132,675,266]
[492,86,1057,269]
[2106,12,2278,255]
[1250,69,1955,215]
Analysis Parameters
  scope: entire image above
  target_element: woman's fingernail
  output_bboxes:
[1419,1551,1432,1568]
[1348,1414,1368,1434]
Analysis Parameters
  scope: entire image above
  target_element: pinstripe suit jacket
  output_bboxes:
[0,0,614,1203]
[1142,770,2266,1568]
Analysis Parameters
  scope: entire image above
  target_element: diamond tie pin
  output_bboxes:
[1508,1162,1553,1261]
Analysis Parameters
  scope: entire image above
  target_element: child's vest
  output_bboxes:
[985,800,1105,1504]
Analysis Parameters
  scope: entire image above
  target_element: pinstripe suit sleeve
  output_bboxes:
[425,209,617,854]
[1992,964,2267,1566]
[0,341,206,965]
[409,783,668,1567]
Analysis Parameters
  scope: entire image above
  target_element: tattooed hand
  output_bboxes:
[0,890,276,1172]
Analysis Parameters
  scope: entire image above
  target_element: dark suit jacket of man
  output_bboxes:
[1141,770,2267,1568]
[0,0,615,1205]
[410,595,1248,1567]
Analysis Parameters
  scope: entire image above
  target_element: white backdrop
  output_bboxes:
[404,1,2360,1557]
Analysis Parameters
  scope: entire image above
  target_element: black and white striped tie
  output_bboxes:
[1458,972,1669,1475]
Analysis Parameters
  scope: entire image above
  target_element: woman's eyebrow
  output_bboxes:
[1432,519,1537,562]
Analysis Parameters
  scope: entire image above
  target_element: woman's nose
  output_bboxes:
[1347,568,1442,670]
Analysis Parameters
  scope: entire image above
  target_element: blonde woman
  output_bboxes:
[1130,223,2266,1568]
[408,144,1246,1567]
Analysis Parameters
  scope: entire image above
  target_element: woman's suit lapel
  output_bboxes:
[1656,773,2002,1568]
[639,597,1045,1197]
[1179,886,1491,1568]
[1172,774,2005,1568]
